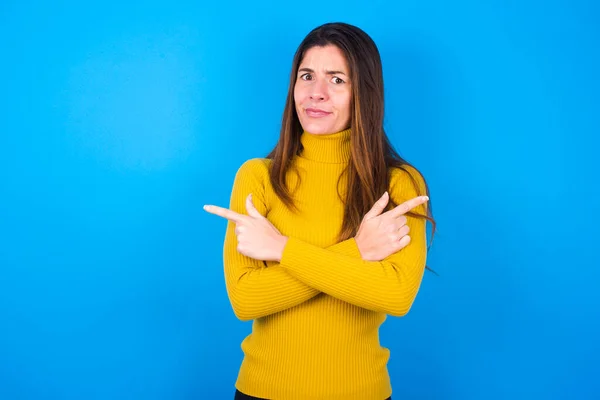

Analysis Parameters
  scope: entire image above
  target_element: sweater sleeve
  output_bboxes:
[279,166,429,317]
[223,159,364,321]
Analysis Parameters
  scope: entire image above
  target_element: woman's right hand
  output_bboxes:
[354,192,429,261]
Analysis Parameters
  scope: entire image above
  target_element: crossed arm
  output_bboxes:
[219,160,428,321]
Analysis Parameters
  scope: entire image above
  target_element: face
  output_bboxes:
[294,45,352,135]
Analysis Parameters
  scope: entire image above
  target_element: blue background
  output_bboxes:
[1,1,599,399]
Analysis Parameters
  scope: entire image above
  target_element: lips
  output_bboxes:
[305,108,332,118]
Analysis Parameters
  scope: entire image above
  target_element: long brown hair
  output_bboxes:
[266,22,437,270]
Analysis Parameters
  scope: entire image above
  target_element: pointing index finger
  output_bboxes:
[387,195,429,218]
[204,204,245,224]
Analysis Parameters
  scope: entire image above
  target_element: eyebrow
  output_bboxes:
[298,67,348,76]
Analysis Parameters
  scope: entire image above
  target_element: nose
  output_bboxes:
[310,79,328,101]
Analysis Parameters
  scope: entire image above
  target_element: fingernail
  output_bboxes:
[424,196,429,201]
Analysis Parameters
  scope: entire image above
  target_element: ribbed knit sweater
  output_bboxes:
[222,128,428,400]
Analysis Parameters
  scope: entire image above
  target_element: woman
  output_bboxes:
[204,22,436,400]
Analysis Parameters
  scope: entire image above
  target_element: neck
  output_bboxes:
[299,128,352,164]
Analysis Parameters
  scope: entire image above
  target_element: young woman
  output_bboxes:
[204,22,436,400]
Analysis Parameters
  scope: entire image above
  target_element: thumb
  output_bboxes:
[245,193,263,218]
[363,191,389,220]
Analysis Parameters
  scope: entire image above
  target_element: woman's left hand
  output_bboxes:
[203,194,289,262]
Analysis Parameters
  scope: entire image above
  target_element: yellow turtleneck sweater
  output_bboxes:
[222,128,428,400]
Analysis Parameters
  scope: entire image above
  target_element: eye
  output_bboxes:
[300,73,313,81]
[332,76,345,84]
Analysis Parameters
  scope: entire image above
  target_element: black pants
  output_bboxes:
[235,388,391,400]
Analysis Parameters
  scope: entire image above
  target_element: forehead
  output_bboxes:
[299,45,349,70]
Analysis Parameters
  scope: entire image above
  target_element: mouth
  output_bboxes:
[305,108,332,118]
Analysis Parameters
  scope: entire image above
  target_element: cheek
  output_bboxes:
[336,91,352,117]
[294,84,306,103]
[344,94,352,115]
[293,85,302,109]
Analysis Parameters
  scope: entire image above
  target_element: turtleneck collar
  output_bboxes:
[299,128,352,164]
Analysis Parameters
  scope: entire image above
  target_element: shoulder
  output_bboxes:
[389,164,426,192]
[237,158,271,173]
[235,157,272,178]
[388,164,428,211]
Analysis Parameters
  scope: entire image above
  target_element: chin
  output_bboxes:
[300,121,338,135]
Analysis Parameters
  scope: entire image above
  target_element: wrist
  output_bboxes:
[277,235,289,262]
[353,236,367,260]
